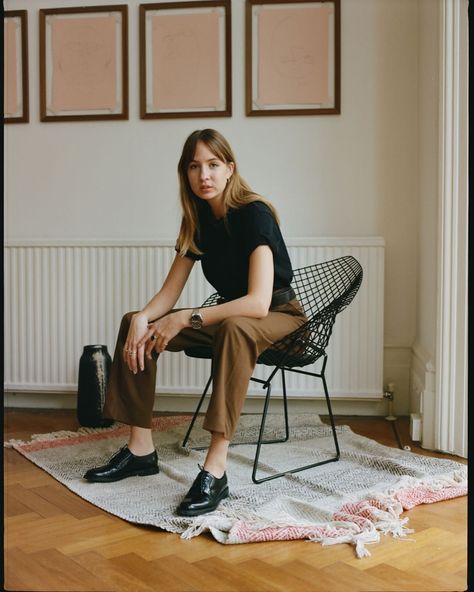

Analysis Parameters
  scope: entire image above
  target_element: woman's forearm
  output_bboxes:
[139,288,180,323]
[195,293,270,327]
[138,253,195,322]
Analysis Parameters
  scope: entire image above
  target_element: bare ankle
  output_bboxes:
[203,462,226,479]
[128,426,154,456]
[128,443,155,456]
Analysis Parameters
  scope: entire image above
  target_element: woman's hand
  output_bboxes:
[123,312,150,374]
[138,310,189,361]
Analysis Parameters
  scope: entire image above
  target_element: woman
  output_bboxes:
[84,129,306,517]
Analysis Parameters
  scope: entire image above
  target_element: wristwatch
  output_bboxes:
[190,309,203,330]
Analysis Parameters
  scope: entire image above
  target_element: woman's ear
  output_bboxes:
[227,161,235,178]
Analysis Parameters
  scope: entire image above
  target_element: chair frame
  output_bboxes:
[181,255,363,484]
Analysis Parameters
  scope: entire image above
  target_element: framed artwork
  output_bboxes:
[4,10,29,124]
[139,1,232,119]
[246,0,340,116]
[39,5,128,122]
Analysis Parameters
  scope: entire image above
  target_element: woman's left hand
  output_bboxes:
[138,310,188,358]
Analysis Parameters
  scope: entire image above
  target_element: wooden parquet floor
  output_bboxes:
[3,410,468,592]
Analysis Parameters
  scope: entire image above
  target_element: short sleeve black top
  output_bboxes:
[177,201,293,301]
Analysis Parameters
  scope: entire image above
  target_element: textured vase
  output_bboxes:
[77,345,114,428]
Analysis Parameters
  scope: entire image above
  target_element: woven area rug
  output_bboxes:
[5,414,467,558]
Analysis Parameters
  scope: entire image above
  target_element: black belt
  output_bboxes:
[271,287,296,307]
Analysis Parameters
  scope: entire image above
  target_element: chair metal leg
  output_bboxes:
[320,358,340,459]
[181,372,213,448]
[281,368,290,442]
[252,361,340,484]
[252,382,274,483]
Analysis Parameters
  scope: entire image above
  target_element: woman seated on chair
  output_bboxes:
[84,128,306,516]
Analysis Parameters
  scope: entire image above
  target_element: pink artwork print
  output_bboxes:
[51,16,117,112]
[257,5,331,106]
[4,19,18,115]
[151,12,221,110]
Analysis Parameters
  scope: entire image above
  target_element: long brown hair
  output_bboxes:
[175,129,280,257]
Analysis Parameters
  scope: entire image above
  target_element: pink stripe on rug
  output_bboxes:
[230,522,352,544]
[14,415,190,453]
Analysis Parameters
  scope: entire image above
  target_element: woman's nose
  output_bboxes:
[200,166,210,179]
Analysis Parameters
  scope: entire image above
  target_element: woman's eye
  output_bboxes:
[210,162,219,168]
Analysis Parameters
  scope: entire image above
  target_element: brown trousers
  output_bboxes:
[102,300,306,440]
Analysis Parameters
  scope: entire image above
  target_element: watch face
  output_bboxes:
[191,311,203,329]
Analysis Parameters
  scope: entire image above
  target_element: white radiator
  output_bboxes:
[4,238,384,399]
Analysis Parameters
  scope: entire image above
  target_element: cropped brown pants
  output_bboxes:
[102,300,306,441]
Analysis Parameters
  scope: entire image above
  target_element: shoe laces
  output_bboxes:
[196,464,213,493]
[109,445,128,462]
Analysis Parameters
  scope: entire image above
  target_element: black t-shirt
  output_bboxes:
[177,201,293,300]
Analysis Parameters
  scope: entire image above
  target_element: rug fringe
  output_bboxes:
[4,438,26,449]
[180,514,233,540]
[311,527,381,558]
[3,424,121,448]
[388,469,467,493]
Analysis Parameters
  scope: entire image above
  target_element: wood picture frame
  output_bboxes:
[139,1,232,119]
[246,0,340,116]
[4,10,29,124]
[39,5,128,122]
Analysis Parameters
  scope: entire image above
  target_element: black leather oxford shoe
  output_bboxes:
[84,446,159,483]
[177,467,229,516]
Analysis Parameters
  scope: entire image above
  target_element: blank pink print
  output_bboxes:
[4,19,18,115]
[51,16,117,112]
[257,5,330,106]
[151,12,220,110]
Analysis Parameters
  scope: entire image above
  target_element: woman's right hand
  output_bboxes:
[123,312,149,373]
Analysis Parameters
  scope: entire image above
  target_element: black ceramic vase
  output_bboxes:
[77,345,114,428]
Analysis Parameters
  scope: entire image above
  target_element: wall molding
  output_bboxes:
[429,0,468,456]
[5,237,386,248]
[410,341,436,446]
[4,391,389,417]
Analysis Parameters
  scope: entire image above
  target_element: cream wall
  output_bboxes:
[411,0,440,414]
[5,0,421,412]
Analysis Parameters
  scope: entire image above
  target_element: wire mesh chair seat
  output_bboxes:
[181,255,363,484]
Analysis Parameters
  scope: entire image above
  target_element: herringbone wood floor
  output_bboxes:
[4,410,468,592]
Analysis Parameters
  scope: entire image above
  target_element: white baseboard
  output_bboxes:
[410,413,422,441]
[4,390,390,416]
[410,341,436,450]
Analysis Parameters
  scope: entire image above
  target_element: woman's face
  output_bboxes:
[187,141,234,209]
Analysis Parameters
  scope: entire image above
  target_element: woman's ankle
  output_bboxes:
[128,444,155,456]
[202,462,226,479]
[128,426,154,456]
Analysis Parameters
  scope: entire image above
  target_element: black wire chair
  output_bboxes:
[182,255,363,484]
